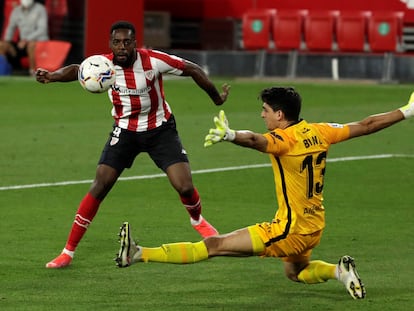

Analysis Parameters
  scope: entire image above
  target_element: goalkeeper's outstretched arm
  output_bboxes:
[346,91,414,139]
[231,130,268,152]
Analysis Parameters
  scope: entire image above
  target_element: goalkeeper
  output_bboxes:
[115,86,414,299]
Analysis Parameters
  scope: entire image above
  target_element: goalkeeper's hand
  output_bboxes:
[399,91,414,119]
[204,110,236,147]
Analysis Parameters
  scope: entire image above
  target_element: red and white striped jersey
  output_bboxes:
[103,49,186,132]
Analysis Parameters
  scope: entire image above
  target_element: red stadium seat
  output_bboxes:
[242,9,276,50]
[35,40,72,71]
[368,11,404,52]
[272,10,307,50]
[337,11,371,52]
[304,11,339,51]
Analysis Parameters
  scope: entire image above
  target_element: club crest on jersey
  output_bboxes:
[110,137,119,146]
[144,70,155,81]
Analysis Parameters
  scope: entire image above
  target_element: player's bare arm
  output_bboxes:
[347,109,404,139]
[35,64,79,84]
[181,60,230,105]
[346,91,414,139]
[232,130,268,152]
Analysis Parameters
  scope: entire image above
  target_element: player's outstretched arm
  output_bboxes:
[204,110,268,152]
[35,64,80,84]
[182,60,230,106]
[347,92,414,139]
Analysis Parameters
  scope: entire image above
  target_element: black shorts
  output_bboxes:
[98,115,189,173]
[6,42,28,68]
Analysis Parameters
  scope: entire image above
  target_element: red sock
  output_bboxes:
[64,193,101,252]
[180,187,201,221]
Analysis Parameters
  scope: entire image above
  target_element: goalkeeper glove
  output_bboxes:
[399,92,414,119]
[204,110,236,147]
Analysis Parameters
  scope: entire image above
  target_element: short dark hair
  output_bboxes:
[110,21,136,36]
[259,87,301,121]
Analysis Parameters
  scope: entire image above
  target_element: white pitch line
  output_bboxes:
[0,154,412,191]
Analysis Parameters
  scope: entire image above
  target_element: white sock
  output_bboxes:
[334,265,340,280]
[62,248,75,258]
[190,215,204,226]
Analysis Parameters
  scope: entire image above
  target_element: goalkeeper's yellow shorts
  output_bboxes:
[248,223,322,263]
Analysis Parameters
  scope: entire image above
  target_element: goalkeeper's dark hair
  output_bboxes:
[259,87,301,121]
[110,21,136,36]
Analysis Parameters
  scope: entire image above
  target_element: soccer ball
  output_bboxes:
[78,55,116,93]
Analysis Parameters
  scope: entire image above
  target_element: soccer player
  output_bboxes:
[115,86,414,299]
[35,20,230,268]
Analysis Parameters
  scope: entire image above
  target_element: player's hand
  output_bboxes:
[35,68,51,84]
[204,110,235,147]
[215,83,231,106]
[399,91,414,119]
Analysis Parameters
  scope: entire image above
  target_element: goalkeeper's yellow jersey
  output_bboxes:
[263,119,350,235]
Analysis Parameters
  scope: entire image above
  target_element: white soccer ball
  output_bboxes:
[78,55,116,93]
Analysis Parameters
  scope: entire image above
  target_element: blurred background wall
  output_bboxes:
[2,0,414,81]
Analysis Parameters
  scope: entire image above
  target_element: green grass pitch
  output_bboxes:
[0,76,413,310]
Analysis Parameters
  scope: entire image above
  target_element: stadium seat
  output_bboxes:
[242,9,276,50]
[34,40,72,71]
[304,10,339,51]
[368,11,404,52]
[272,10,307,50]
[337,11,371,52]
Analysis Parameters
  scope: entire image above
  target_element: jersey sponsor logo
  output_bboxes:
[112,85,152,96]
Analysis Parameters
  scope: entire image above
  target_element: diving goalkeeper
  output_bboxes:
[115,86,414,299]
